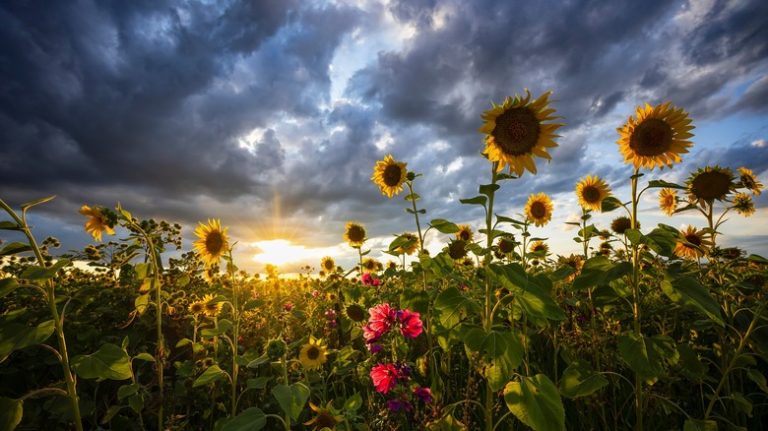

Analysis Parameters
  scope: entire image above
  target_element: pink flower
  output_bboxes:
[363,324,383,343]
[398,309,423,338]
[370,363,399,394]
[361,273,382,286]
[368,303,396,335]
[283,302,294,312]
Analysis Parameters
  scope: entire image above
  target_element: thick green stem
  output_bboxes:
[630,169,643,431]
[406,181,425,255]
[228,250,240,417]
[483,163,499,431]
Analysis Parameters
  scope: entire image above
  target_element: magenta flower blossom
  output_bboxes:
[368,303,397,335]
[413,386,433,403]
[370,363,400,394]
[387,398,413,413]
[398,309,423,338]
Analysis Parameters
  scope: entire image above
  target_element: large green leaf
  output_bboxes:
[0,242,31,257]
[0,397,23,431]
[0,278,20,299]
[72,343,132,381]
[571,256,631,291]
[434,287,480,328]
[19,259,70,281]
[221,407,266,431]
[489,264,565,321]
[617,333,678,380]
[503,374,565,431]
[193,365,228,387]
[559,360,608,399]
[0,320,55,362]
[660,276,723,326]
[429,219,459,234]
[683,419,717,431]
[271,383,310,422]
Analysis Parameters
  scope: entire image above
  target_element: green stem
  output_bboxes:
[228,250,240,417]
[406,181,425,255]
[483,163,499,431]
[630,169,643,431]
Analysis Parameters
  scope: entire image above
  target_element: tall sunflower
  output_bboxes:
[525,193,554,227]
[343,222,366,248]
[529,240,549,255]
[193,219,229,267]
[738,167,763,196]
[372,155,408,198]
[617,102,694,170]
[395,232,419,255]
[321,256,336,273]
[456,225,474,242]
[79,205,115,242]
[479,90,563,176]
[659,188,678,216]
[201,293,223,317]
[686,166,734,203]
[575,175,611,212]
[674,226,711,260]
[732,193,755,217]
[299,336,328,370]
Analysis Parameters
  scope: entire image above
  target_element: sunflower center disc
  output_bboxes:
[630,118,673,156]
[307,346,319,360]
[492,107,540,156]
[382,164,403,187]
[206,232,223,255]
[316,413,337,428]
[691,172,731,201]
[685,234,702,246]
[348,226,364,242]
[582,186,601,203]
[530,202,546,219]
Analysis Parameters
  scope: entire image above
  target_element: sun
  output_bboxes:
[252,239,313,265]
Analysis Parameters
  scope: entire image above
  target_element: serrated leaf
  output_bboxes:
[503,374,565,431]
[72,343,132,381]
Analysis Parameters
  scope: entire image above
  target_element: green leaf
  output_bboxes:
[388,234,418,252]
[434,287,481,328]
[117,383,140,401]
[0,278,20,299]
[0,397,23,431]
[747,254,768,264]
[271,383,310,421]
[746,369,768,393]
[405,193,421,201]
[503,374,565,431]
[0,242,31,257]
[101,405,123,425]
[459,196,487,206]
[134,293,150,315]
[660,276,723,326]
[19,259,70,281]
[559,360,608,399]
[549,265,575,282]
[72,343,132,381]
[425,413,467,430]
[495,214,525,225]
[571,256,631,291]
[344,393,363,412]
[0,320,55,362]
[647,179,687,190]
[429,219,459,234]
[479,183,500,196]
[677,344,706,380]
[246,377,271,390]
[600,196,623,212]
[221,407,266,431]
[133,352,155,362]
[683,419,717,431]
[0,221,21,231]
[193,365,228,387]
[617,333,674,379]
[489,264,565,321]
[20,195,55,210]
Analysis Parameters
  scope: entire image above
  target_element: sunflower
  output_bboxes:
[447,239,467,260]
[732,193,755,216]
[362,257,379,274]
[193,219,229,267]
[529,240,549,255]
[479,89,563,175]
[303,401,344,430]
[686,166,735,203]
[659,188,678,216]
[616,102,694,170]
[201,293,223,317]
[386,261,398,271]
[188,300,206,315]
[559,254,584,283]
[497,236,516,254]
[299,336,328,370]
[738,167,763,196]
[610,216,636,235]
[345,304,366,322]
[575,175,611,212]
[525,193,554,227]
[372,154,408,198]
[343,222,366,248]
[456,224,474,242]
[79,205,115,242]
[395,232,419,255]
[674,226,711,260]
[321,256,336,273]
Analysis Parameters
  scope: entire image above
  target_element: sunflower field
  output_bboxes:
[1,92,767,431]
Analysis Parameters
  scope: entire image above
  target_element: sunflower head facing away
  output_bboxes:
[304,401,344,430]
[343,222,367,248]
[372,154,408,198]
[447,239,468,260]
[479,89,563,176]
[686,166,735,204]
[575,175,611,212]
[525,193,554,227]
[497,236,517,254]
[321,256,336,273]
[738,167,763,196]
[659,188,678,216]
[79,205,116,242]
[299,336,328,370]
[617,102,694,170]
[732,192,755,217]
[456,224,474,242]
[610,216,636,235]
[194,219,229,267]
[674,226,712,260]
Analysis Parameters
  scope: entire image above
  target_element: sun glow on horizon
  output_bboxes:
[251,239,342,266]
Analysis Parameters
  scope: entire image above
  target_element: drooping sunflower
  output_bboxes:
[343,222,367,248]
[321,256,336,273]
[529,240,549,255]
[372,154,408,198]
[674,226,712,260]
[201,293,223,317]
[456,224,474,242]
[659,188,678,216]
[447,239,467,260]
[303,401,344,430]
[193,219,229,267]
[610,216,636,235]
[395,232,419,255]
[738,167,763,196]
[525,193,554,227]
[79,205,115,242]
[299,336,328,370]
[575,175,611,212]
[479,89,563,176]
[686,166,735,203]
[732,192,755,216]
[617,102,694,170]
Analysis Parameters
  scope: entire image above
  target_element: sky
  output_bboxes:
[1,0,767,274]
